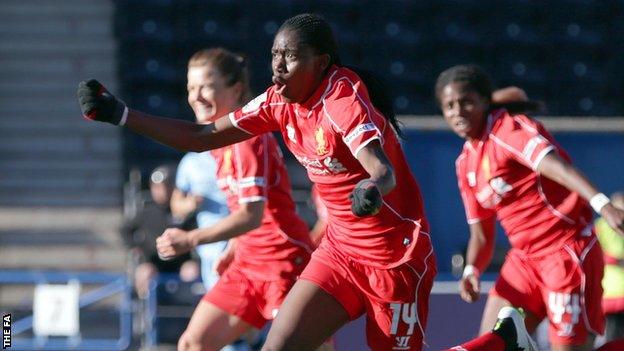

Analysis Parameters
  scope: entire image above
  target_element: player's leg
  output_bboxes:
[447,306,537,351]
[543,237,605,351]
[261,279,350,351]
[361,251,436,351]
[550,337,595,351]
[595,339,624,351]
[178,300,253,351]
[481,251,546,334]
[479,295,542,335]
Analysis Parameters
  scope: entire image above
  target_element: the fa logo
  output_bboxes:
[3,314,11,350]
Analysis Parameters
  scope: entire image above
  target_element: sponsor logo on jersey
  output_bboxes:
[489,177,512,195]
[476,186,502,209]
[294,155,346,175]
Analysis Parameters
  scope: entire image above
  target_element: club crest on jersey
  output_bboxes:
[315,127,328,155]
[286,124,297,143]
[481,156,491,180]
[223,149,233,173]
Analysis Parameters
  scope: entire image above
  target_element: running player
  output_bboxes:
[78,13,434,350]
[156,47,314,350]
[78,13,558,351]
[435,64,624,351]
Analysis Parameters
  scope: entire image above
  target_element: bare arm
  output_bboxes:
[465,216,496,273]
[188,201,264,245]
[537,151,624,234]
[460,216,496,303]
[125,110,252,152]
[156,201,264,259]
[354,140,396,195]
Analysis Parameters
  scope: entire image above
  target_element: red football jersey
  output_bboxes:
[229,66,430,268]
[211,133,312,279]
[455,109,592,255]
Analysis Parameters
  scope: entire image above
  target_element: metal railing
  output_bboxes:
[0,270,132,351]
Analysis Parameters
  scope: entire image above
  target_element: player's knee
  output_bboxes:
[262,329,314,351]
[178,331,220,351]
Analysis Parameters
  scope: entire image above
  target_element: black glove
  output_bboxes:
[77,79,126,125]
[349,179,383,217]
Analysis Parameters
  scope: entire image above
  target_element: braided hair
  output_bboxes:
[435,64,543,114]
[279,14,404,138]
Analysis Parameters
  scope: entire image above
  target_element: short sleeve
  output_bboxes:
[175,153,193,193]
[490,115,555,170]
[323,78,384,158]
[233,136,269,204]
[229,90,280,136]
[456,156,496,224]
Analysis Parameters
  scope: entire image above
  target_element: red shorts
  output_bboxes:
[202,263,298,329]
[300,233,436,351]
[492,234,605,345]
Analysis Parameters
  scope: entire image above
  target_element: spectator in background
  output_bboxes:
[436,64,624,351]
[121,164,198,298]
[595,192,624,342]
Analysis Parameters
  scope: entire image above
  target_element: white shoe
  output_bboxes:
[494,307,538,351]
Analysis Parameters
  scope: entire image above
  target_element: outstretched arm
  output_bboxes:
[125,109,251,152]
[77,79,251,152]
[537,151,624,235]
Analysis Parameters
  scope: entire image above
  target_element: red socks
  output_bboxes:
[595,339,624,351]
[445,332,506,351]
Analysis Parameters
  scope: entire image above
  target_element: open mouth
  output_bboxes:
[454,119,470,134]
[272,76,287,94]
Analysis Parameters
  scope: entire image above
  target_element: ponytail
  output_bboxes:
[346,67,404,138]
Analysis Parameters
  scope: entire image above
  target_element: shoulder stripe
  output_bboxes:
[229,112,253,135]
[513,115,538,134]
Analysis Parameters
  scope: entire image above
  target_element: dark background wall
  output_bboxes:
[113,0,624,273]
